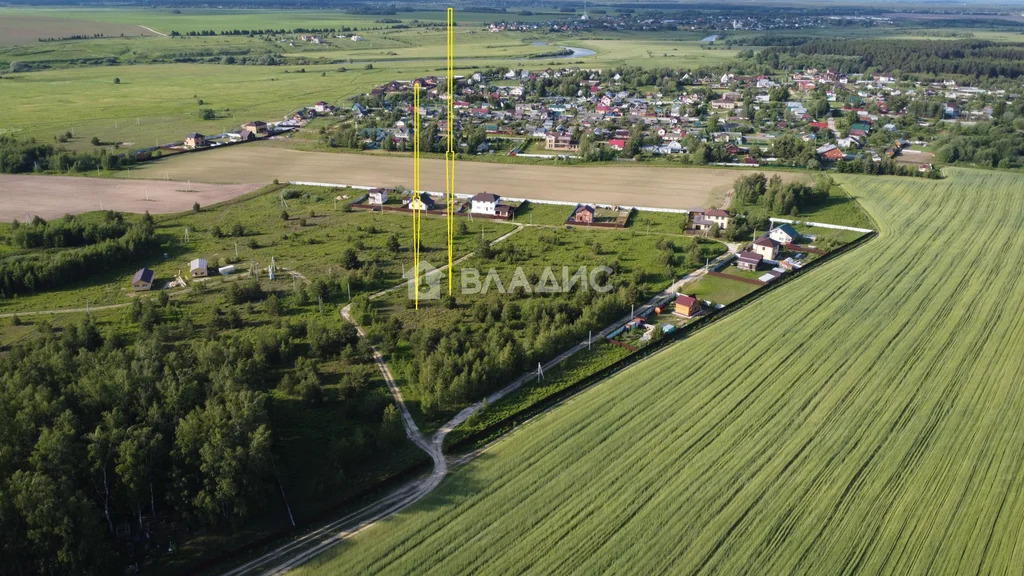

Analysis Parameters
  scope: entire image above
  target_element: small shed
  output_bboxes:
[132,268,154,291]
[736,251,763,271]
[674,294,701,318]
[190,258,209,278]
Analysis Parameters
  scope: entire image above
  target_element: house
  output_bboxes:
[572,205,595,224]
[769,224,799,245]
[674,294,702,318]
[470,192,500,215]
[704,209,731,230]
[607,138,626,150]
[132,268,154,291]
[236,129,256,142]
[314,101,334,114]
[407,192,435,211]
[184,133,205,149]
[545,133,578,151]
[495,204,515,220]
[752,237,779,260]
[241,120,268,136]
[368,188,390,205]
[736,251,763,271]
[189,258,208,278]
[816,144,844,161]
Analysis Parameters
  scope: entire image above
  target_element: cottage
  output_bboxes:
[236,129,256,142]
[241,120,268,136]
[674,294,702,318]
[752,237,779,260]
[184,133,205,149]
[816,144,844,161]
[470,192,500,216]
[189,258,208,278]
[769,224,799,245]
[407,192,435,211]
[607,138,626,151]
[368,188,391,205]
[132,268,154,291]
[736,251,763,271]
[545,133,579,151]
[572,205,595,224]
[495,204,515,220]
[704,209,731,230]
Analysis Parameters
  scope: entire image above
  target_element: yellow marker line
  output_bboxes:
[413,82,421,309]
[446,7,455,295]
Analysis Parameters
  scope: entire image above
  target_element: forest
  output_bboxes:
[0,215,157,298]
[0,135,131,174]
[759,39,1024,80]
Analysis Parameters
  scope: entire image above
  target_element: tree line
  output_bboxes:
[760,39,1024,80]
[0,215,156,298]
[7,212,130,249]
[0,135,131,174]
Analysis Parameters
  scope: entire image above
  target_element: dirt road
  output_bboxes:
[0,174,260,221]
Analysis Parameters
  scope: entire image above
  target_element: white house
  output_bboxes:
[368,188,390,205]
[470,192,500,215]
[189,258,208,278]
[769,224,799,245]
[407,192,435,211]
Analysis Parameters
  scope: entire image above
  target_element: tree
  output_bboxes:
[386,234,401,253]
[199,108,216,121]
[192,202,201,213]
[342,248,360,269]
[113,78,120,84]
[90,136,101,146]
[380,405,403,444]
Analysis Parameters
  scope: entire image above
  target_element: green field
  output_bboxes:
[293,167,1024,574]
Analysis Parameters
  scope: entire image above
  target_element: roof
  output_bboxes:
[238,129,253,139]
[133,268,154,283]
[753,237,777,248]
[471,192,500,203]
[705,209,730,218]
[772,223,799,238]
[186,132,204,139]
[737,250,763,263]
[675,294,698,307]
[189,258,207,270]
[574,205,595,215]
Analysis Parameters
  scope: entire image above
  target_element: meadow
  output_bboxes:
[292,167,1024,575]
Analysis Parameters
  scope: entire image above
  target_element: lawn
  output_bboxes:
[688,272,759,305]
[292,167,1024,575]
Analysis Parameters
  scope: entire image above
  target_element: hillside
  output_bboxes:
[294,167,1024,574]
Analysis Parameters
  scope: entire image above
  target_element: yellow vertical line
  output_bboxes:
[447,7,455,294]
[413,82,420,309]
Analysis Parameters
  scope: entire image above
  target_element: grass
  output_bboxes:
[292,167,1024,575]
[0,184,515,313]
[688,272,760,305]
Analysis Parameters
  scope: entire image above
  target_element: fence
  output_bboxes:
[769,217,874,234]
[447,229,877,453]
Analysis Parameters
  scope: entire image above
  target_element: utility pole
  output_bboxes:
[588,330,592,350]
[537,362,544,382]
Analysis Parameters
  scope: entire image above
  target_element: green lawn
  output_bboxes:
[293,167,1024,575]
[688,273,759,305]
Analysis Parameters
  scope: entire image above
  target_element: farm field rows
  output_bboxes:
[293,168,1024,575]
[123,144,806,208]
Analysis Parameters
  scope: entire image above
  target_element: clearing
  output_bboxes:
[0,174,259,221]
[292,168,1024,575]
[125,145,805,209]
